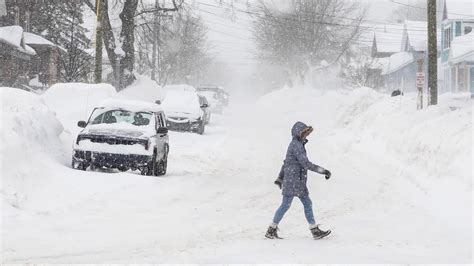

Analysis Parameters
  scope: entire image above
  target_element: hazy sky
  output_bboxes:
[196,0,402,65]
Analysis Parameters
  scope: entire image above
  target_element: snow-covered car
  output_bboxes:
[161,86,207,134]
[72,99,169,176]
[199,95,211,124]
[197,86,228,114]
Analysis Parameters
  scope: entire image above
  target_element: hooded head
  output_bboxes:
[291,121,313,141]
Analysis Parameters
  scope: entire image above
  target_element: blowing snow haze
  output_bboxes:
[1,0,473,264]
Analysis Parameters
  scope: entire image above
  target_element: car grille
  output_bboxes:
[77,135,148,149]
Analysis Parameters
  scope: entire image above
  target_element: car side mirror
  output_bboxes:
[77,121,87,128]
[157,127,168,134]
[201,104,209,108]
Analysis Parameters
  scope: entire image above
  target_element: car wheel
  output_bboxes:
[157,147,168,176]
[117,166,129,172]
[71,157,87,171]
[143,151,158,176]
[197,121,205,135]
[90,164,99,171]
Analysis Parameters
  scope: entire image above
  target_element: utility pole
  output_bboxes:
[427,0,438,105]
[151,0,159,81]
[94,0,103,83]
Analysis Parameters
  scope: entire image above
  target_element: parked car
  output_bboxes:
[199,95,211,124]
[72,99,169,176]
[161,87,207,134]
[196,85,228,114]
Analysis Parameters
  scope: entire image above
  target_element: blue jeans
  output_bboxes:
[272,195,315,225]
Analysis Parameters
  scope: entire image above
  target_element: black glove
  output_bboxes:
[274,178,282,189]
[323,170,331,180]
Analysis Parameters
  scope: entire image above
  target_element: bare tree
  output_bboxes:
[85,0,183,90]
[252,0,367,85]
[135,6,210,86]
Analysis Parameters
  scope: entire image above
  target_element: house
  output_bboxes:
[0,0,63,88]
[440,0,474,93]
[0,25,35,87]
[368,20,430,92]
[369,23,405,58]
[24,32,65,87]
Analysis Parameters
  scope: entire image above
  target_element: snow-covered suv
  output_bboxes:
[72,99,169,176]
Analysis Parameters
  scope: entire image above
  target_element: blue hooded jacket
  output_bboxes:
[279,121,326,197]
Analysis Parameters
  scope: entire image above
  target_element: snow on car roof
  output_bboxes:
[98,99,163,113]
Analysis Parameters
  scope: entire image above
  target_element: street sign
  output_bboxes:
[416,72,425,87]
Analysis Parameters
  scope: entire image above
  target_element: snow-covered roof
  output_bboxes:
[367,23,405,54]
[444,0,474,20]
[23,32,66,52]
[449,32,474,63]
[375,32,403,53]
[382,52,414,75]
[98,99,163,113]
[0,26,36,56]
[0,25,23,48]
[24,32,56,47]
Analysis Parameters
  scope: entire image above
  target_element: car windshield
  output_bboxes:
[90,109,153,126]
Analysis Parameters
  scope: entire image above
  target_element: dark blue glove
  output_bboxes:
[323,170,331,180]
[274,178,282,189]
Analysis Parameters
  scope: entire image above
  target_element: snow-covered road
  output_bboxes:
[2,86,472,263]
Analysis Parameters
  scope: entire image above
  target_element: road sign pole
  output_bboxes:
[416,59,424,110]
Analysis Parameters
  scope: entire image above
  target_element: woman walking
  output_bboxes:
[266,121,332,240]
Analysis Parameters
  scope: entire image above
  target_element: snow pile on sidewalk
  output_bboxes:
[341,92,472,184]
[116,75,164,103]
[41,83,116,132]
[1,87,64,209]
[257,86,471,183]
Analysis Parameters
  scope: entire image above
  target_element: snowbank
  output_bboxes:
[41,83,116,133]
[116,75,164,103]
[257,86,472,184]
[1,87,64,209]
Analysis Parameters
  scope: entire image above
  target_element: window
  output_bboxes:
[443,27,452,49]
[455,22,462,36]
[90,110,152,126]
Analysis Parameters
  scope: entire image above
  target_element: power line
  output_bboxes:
[390,0,474,18]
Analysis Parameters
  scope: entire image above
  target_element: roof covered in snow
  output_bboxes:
[0,26,36,56]
[0,26,23,48]
[449,32,474,63]
[382,52,414,75]
[444,0,474,20]
[24,32,66,52]
[364,23,404,54]
[98,99,164,113]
